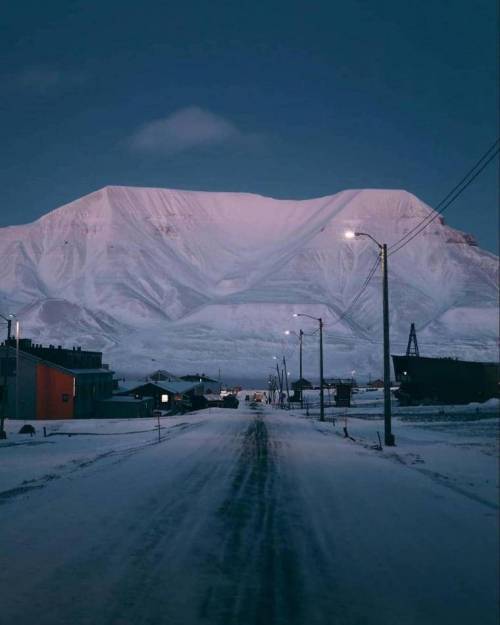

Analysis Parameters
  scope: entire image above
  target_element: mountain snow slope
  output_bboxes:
[0,186,497,380]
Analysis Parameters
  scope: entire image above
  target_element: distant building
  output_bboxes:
[291,378,313,391]
[0,339,113,419]
[116,378,204,412]
[149,369,182,383]
[290,378,313,403]
[328,379,354,407]
[180,374,220,394]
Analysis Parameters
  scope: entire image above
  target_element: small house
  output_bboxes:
[117,378,203,412]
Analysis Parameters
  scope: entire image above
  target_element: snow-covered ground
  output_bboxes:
[0,414,206,494]
[0,398,498,624]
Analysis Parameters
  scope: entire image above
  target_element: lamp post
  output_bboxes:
[285,328,304,407]
[282,355,290,407]
[15,320,20,423]
[293,313,324,421]
[345,230,395,446]
[273,356,284,408]
[0,312,14,439]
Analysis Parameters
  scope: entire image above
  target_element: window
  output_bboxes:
[161,394,169,403]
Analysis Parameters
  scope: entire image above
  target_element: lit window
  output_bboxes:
[161,394,169,403]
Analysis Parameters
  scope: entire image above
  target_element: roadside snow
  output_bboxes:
[0,398,498,624]
[0,414,205,494]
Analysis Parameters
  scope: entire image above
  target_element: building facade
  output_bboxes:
[1,340,113,419]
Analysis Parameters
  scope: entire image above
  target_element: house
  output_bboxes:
[326,378,355,407]
[291,378,313,391]
[180,374,220,394]
[0,339,114,419]
[117,378,204,412]
[149,369,183,383]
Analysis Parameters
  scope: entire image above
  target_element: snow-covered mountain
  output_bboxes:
[0,186,497,380]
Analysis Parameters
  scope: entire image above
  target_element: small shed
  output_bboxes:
[327,378,355,407]
[290,378,313,402]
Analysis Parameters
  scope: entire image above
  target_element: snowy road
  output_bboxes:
[1,404,498,625]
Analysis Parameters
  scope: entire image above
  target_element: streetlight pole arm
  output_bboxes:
[294,313,321,322]
[355,232,382,249]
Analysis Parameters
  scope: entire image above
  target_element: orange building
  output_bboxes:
[1,340,114,420]
[36,363,75,419]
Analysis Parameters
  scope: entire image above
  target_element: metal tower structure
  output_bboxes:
[406,323,420,357]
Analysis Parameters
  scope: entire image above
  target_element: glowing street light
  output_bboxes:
[344,230,395,445]
[293,313,324,421]
[284,329,304,408]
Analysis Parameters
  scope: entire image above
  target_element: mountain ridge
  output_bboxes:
[0,185,497,379]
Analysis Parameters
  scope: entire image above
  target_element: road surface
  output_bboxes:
[1,403,498,625]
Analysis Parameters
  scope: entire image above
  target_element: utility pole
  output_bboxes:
[299,329,303,409]
[0,343,7,439]
[293,314,325,422]
[381,244,394,446]
[276,362,283,408]
[319,318,324,422]
[344,231,395,446]
[15,321,20,422]
[0,314,12,439]
[283,355,290,408]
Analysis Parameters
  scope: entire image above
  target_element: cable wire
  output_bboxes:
[389,139,499,256]
[326,255,381,328]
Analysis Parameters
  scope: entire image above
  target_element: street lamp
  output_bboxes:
[293,313,324,421]
[0,312,15,439]
[285,329,304,408]
[345,230,395,445]
[272,356,284,408]
[274,354,290,407]
[15,320,20,423]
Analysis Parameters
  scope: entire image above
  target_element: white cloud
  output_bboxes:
[129,106,250,155]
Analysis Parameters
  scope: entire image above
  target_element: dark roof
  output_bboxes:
[180,374,219,383]
[126,380,197,394]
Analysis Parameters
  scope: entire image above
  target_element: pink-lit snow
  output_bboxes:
[0,186,497,378]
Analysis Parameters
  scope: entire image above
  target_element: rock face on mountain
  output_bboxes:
[0,186,497,380]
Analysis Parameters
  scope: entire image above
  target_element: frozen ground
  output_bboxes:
[0,398,498,625]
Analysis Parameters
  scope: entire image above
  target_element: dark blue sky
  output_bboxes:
[1,0,498,251]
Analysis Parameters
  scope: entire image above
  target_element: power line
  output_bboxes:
[388,138,500,256]
[326,255,381,328]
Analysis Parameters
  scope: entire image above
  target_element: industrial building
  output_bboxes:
[0,339,114,419]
